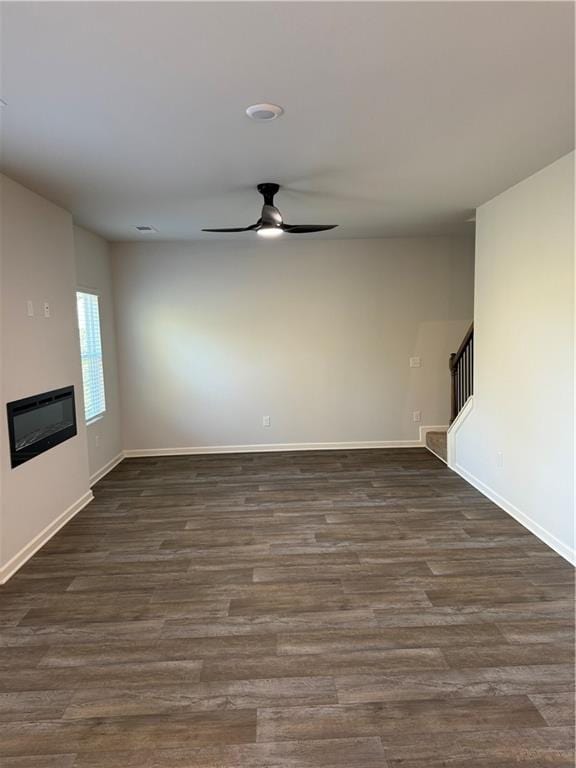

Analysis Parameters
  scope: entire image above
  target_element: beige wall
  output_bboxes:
[112,236,474,452]
[74,226,122,482]
[451,152,574,562]
[0,175,91,579]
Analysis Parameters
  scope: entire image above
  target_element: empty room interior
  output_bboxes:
[0,1,574,766]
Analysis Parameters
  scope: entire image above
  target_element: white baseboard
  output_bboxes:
[447,395,574,565]
[0,490,94,584]
[89,451,125,487]
[123,438,431,458]
[452,462,575,566]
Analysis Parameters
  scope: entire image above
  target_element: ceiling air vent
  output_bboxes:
[134,225,157,233]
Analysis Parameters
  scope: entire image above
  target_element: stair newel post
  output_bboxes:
[449,352,457,424]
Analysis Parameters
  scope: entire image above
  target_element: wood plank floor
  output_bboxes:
[0,448,574,767]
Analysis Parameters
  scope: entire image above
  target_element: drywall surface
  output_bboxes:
[74,226,122,481]
[0,175,91,575]
[452,152,574,562]
[112,236,474,451]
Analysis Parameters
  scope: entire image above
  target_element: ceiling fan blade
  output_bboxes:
[203,184,339,236]
[282,224,338,233]
[201,225,257,233]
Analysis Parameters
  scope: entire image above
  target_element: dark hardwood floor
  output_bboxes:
[0,448,574,767]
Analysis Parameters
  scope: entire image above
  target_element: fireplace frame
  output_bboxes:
[6,386,78,468]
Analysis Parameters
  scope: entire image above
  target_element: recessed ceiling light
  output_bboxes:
[134,225,157,233]
[246,103,284,121]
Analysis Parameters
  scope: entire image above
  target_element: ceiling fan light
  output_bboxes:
[257,227,283,238]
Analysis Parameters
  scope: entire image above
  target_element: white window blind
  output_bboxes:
[77,291,106,422]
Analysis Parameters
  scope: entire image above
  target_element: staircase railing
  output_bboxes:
[449,324,474,423]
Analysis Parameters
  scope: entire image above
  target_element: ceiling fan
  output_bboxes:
[202,183,338,238]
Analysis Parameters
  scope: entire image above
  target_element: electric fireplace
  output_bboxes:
[7,386,77,468]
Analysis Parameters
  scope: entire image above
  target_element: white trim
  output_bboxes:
[0,490,94,584]
[89,451,125,487]
[86,413,105,427]
[447,395,474,466]
[451,461,575,566]
[123,439,428,458]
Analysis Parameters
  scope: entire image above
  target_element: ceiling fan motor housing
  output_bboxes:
[257,183,280,207]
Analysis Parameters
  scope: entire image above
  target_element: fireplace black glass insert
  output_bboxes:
[7,386,77,468]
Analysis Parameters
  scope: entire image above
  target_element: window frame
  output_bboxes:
[76,288,107,424]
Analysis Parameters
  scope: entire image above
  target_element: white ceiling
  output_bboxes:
[1,1,573,241]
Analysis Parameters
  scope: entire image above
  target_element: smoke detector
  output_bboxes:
[245,103,284,121]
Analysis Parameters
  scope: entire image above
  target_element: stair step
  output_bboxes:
[425,430,447,462]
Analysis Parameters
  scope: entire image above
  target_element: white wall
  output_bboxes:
[0,175,92,580]
[112,236,474,452]
[451,152,574,563]
[74,226,123,482]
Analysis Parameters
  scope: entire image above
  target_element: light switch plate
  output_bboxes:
[409,357,421,368]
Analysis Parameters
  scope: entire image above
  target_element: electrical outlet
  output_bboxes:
[43,301,50,318]
[409,356,421,368]
[496,450,504,468]
[26,300,34,317]
[95,435,100,448]
[412,410,421,423]
[262,416,271,427]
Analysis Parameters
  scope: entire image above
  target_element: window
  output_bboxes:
[76,291,106,422]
